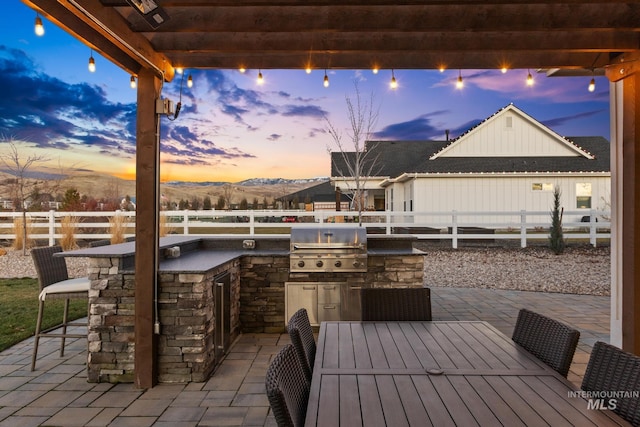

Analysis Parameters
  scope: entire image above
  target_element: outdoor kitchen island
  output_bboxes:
[62,230,424,383]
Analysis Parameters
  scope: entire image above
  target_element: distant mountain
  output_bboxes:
[0,168,65,181]
[164,177,328,187]
[237,177,328,186]
[163,181,229,187]
[0,171,329,205]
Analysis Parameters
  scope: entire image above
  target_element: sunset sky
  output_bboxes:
[1,1,611,183]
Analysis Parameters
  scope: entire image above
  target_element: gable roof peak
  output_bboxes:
[429,103,594,160]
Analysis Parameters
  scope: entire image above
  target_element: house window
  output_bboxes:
[532,183,553,191]
[576,183,592,209]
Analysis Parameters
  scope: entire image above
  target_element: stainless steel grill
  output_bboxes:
[289,227,367,273]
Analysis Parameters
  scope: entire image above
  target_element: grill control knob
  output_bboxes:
[353,260,361,268]
[316,260,324,268]
[334,260,342,268]
[297,260,305,268]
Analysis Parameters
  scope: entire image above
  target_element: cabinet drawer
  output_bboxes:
[318,283,341,303]
[318,303,341,322]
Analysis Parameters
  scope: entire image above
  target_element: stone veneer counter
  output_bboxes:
[61,234,424,383]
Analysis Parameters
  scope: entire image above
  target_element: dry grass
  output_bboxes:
[159,213,174,237]
[59,216,78,250]
[109,214,126,244]
[12,217,33,251]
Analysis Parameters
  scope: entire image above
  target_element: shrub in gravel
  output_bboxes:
[549,186,566,255]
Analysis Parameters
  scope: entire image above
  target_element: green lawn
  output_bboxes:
[0,278,86,352]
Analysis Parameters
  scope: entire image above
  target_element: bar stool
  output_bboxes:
[30,245,90,371]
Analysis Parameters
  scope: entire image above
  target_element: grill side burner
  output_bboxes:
[289,227,367,273]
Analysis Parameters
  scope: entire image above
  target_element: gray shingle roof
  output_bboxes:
[279,180,350,203]
[331,136,610,177]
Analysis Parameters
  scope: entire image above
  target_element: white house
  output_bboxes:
[331,104,610,225]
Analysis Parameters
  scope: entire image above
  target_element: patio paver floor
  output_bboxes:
[0,287,611,426]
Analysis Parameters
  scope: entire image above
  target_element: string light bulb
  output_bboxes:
[501,67,508,74]
[372,66,379,74]
[175,67,183,74]
[88,50,96,72]
[187,74,193,88]
[130,75,136,89]
[439,66,446,73]
[526,69,534,86]
[306,65,312,74]
[257,70,264,85]
[239,67,246,73]
[34,13,44,36]
[390,69,398,89]
[456,70,463,89]
[323,70,329,88]
[588,77,596,92]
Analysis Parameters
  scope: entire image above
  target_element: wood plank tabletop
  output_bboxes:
[305,321,630,427]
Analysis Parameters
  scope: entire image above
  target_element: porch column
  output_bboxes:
[621,72,640,354]
[610,80,623,347]
[134,68,161,388]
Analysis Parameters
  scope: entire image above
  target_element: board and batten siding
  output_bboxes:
[437,112,583,158]
[396,175,611,225]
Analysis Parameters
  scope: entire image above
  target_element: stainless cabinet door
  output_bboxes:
[341,284,363,321]
[286,283,318,325]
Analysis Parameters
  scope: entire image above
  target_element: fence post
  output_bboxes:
[589,208,597,247]
[183,210,189,235]
[520,210,527,248]
[48,210,55,246]
[249,211,255,235]
[452,210,458,249]
[386,211,392,235]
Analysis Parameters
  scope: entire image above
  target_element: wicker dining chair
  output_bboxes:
[361,287,432,321]
[30,245,90,371]
[582,341,640,426]
[287,308,316,382]
[265,344,310,427]
[511,308,580,377]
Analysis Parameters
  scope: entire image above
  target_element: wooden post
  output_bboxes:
[134,68,161,388]
[621,72,640,354]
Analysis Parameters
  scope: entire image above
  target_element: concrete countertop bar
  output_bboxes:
[60,233,422,273]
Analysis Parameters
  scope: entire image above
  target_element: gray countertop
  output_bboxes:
[158,249,289,273]
[59,235,422,274]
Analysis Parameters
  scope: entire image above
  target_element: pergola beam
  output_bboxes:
[122,4,640,33]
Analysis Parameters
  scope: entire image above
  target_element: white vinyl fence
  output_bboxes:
[0,209,610,248]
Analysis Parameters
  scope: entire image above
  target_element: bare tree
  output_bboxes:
[0,137,50,254]
[222,184,235,209]
[278,182,291,209]
[325,81,382,224]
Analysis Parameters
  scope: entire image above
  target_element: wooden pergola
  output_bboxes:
[23,0,640,388]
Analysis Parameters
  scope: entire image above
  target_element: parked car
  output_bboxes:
[282,216,297,222]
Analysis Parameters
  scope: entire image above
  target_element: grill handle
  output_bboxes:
[292,243,365,250]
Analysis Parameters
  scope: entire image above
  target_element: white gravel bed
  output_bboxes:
[0,248,89,279]
[0,244,611,296]
[421,244,611,296]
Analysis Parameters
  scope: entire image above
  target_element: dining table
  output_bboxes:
[305,321,630,426]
